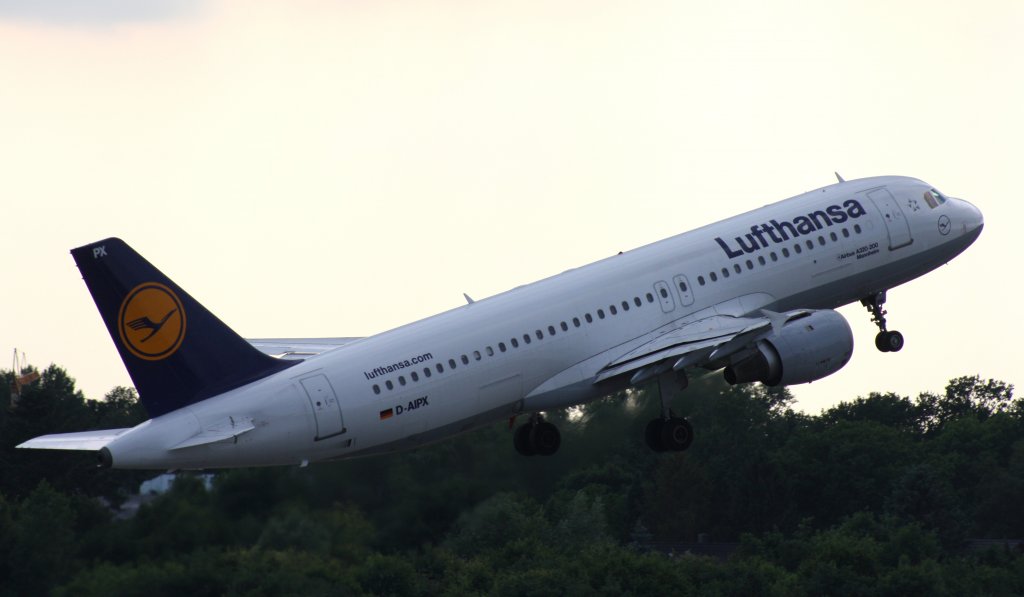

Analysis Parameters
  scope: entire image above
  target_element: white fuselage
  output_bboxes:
[103,176,983,469]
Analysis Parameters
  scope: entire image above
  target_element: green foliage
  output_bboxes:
[3,364,1024,594]
[0,367,148,501]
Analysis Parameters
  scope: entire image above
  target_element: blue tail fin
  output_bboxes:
[71,238,298,417]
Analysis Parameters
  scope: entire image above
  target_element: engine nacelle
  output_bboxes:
[723,309,853,387]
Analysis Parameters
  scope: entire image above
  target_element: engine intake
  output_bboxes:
[723,309,853,387]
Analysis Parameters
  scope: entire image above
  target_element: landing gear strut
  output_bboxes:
[513,414,561,456]
[861,291,904,353]
[644,371,694,452]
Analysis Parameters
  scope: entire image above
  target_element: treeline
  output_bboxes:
[1,365,1023,595]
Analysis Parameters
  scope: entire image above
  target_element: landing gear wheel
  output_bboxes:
[660,417,694,452]
[645,416,693,452]
[862,292,903,353]
[513,417,561,456]
[513,423,535,456]
[645,418,666,452]
[531,421,561,456]
[875,330,904,353]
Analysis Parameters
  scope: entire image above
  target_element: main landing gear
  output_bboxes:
[644,371,694,453]
[645,415,694,453]
[861,291,904,353]
[513,414,561,456]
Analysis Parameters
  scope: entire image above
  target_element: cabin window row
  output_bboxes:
[696,224,862,286]
[371,287,664,394]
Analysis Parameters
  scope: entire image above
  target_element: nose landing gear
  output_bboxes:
[861,291,904,353]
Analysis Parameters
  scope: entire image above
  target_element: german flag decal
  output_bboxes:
[379,408,394,420]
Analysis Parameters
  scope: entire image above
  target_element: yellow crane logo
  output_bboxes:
[118,282,186,361]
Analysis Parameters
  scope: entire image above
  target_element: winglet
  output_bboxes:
[835,172,845,183]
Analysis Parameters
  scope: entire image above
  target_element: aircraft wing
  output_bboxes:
[594,309,811,384]
[17,428,131,451]
[247,337,364,359]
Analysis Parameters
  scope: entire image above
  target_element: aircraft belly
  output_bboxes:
[339,401,522,459]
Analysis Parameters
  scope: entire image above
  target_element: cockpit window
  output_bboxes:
[924,188,948,209]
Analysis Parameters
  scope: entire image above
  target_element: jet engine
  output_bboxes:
[723,309,853,387]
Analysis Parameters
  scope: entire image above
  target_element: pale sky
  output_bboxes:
[1,0,1021,414]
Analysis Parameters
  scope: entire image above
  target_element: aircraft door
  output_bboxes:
[300,374,346,440]
[653,281,675,313]
[867,188,913,250]
[672,275,695,307]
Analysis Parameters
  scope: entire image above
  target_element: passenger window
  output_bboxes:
[461,355,469,364]
[523,334,532,344]
[486,346,494,356]
[399,376,406,386]
[842,228,850,238]
[411,372,419,382]
[698,275,706,286]
[536,330,543,339]
[386,380,394,390]
[609,305,617,315]
[436,363,444,373]
[646,293,655,303]
[782,248,790,258]
[621,301,629,311]
[598,309,605,319]
[548,325,556,335]
[794,244,802,254]
[499,342,506,352]
[634,297,641,307]
[424,367,431,378]
[758,256,766,265]
[585,313,593,323]
[806,240,814,250]
[573,317,581,327]
[745,260,753,270]
[511,337,519,348]
[473,350,481,361]
[818,236,825,246]
[770,252,778,261]
[448,359,456,369]
[854,224,862,234]
[561,321,568,331]
[734,264,742,273]
[722,268,730,278]
[373,384,381,395]
[830,232,838,242]
[710,272,718,282]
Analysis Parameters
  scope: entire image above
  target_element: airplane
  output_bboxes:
[18,175,983,469]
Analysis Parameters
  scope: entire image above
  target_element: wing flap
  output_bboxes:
[17,429,131,451]
[594,310,813,384]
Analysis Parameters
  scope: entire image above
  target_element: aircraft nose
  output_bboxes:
[961,198,984,235]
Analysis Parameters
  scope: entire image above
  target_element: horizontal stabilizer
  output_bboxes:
[17,428,131,451]
[171,416,255,450]
[247,337,363,359]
